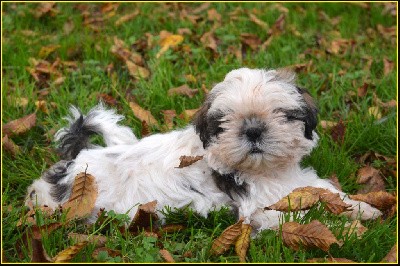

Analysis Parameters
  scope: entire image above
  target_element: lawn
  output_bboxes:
[1,2,397,263]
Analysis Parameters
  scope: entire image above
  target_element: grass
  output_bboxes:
[2,2,397,263]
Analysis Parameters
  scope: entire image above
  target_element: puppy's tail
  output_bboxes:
[54,102,138,160]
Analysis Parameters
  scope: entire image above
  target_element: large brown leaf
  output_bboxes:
[129,101,158,127]
[356,165,385,193]
[381,244,397,262]
[265,190,320,211]
[211,217,244,256]
[62,172,98,221]
[3,113,37,136]
[168,84,199,98]
[53,241,88,262]
[349,191,396,211]
[281,220,339,252]
[128,200,159,233]
[159,249,175,263]
[235,223,252,262]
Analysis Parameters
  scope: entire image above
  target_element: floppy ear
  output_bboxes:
[192,98,212,148]
[296,87,318,140]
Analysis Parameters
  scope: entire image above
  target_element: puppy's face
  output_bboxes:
[193,68,318,175]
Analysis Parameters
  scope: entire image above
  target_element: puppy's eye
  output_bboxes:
[278,109,305,122]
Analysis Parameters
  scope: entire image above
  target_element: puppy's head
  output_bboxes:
[193,68,318,175]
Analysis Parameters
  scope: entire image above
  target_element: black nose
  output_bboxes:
[245,127,263,142]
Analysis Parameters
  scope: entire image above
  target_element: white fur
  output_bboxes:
[26,67,381,232]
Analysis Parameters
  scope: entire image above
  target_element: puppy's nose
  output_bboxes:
[245,127,263,142]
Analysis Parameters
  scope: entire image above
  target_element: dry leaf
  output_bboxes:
[168,84,199,98]
[2,135,21,157]
[162,110,176,129]
[110,37,143,65]
[179,108,199,122]
[320,120,338,130]
[176,155,203,168]
[3,113,36,136]
[125,60,150,79]
[368,106,382,120]
[115,10,139,26]
[281,220,339,251]
[307,257,355,263]
[33,3,57,18]
[211,217,244,255]
[381,244,397,262]
[207,8,221,22]
[68,233,107,248]
[383,57,394,76]
[192,2,210,14]
[35,100,49,114]
[377,24,396,39]
[62,172,98,221]
[342,220,367,239]
[97,93,117,106]
[38,44,60,59]
[128,200,159,233]
[63,19,74,35]
[200,31,218,53]
[240,33,262,50]
[235,223,252,262]
[330,119,346,145]
[129,101,158,127]
[328,174,342,191]
[53,241,88,262]
[319,192,352,215]
[349,191,396,211]
[156,32,184,58]
[265,190,320,211]
[249,13,268,30]
[160,249,175,263]
[356,165,385,193]
[141,120,150,137]
[357,83,368,97]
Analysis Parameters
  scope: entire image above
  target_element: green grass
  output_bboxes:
[2,2,397,263]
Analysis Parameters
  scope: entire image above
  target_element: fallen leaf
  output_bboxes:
[159,249,175,263]
[319,192,352,215]
[176,155,203,168]
[3,113,37,136]
[368,106,382,120]
[141,120,150,137]
[33,3,57,18]
[342,220,367,239]
[110,37,144,65]
[330,119,346,145]
[381,244,397,262]
[38,44,60,59]
[240,33,262,50]
[383,57,394,76]
[129,101,158,127]
[328,174,342,191]
[207,8,221,22]
[349,191,396,211]
[307,258,355,263]
[115,10,139,26]
[211,217,244,255]
[35,100,49,114]
[162,110,176,129]
[357,83,368,97]
[249,13,268,30]
[200,31,218,53]
[265,190,320,211]
[31,238,52,262]
[192,2,210,14]
[281,220,339,251]
[235,223,252,262]
[168,84,199,98]
[62,172,98,221]
[320,120,338,130]
[63,19,75,35]
[68,233,107,248]
[156,31,184,58]
[377,24,396,39]
[179,108,199,122]
[125,60,150,79]
[356,165,385,193]
[128,200,159,233]
[2,135,21,157]
[97,93,118,106]
[373,92,397,109]
[53,241,88,262]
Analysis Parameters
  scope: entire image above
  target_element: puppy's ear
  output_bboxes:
[296,87,318,140]
[192,99,212,148]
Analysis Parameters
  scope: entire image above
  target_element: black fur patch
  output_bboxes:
[42,160,73,184]
[50,183,70,202]
[57,114,99,160]
[193,111,225,148]
[189,186,205,196]
[212,170,248,200]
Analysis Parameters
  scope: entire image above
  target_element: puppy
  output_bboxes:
[25,68,381,231]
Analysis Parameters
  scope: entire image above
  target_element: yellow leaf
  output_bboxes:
[38,45,61,59]
[62,172,98,221]
[156,33,184,58]
[211,217,244,255]
[53,241,88,262]
[368,106,382,119]
[235,223,252,262]
[129,101,158,127]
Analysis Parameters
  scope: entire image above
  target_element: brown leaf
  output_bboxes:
[281,220,339,252]
[381,244,397,262]
[17,205,55,227]
[357,83,369,97]
[156,32,184,58]
[192,2,211,14]
[162,110,176,129]
[33,3,57,18]
[110,37,144,65]
[342,220,367,239]
[319,192,352,215]
[269,13,286,35]
[328,174,342,191]
[92,247,122,260]
[53,241,88,262]
[159,249,175,263]
[235,223,252,262]
[125,60,150,79]
[38,44,60,59]
[249,13,268,31]
[35,100,49,114]
[307,257,355,263]
[2,135,21,157]
[176,155,203,168]
[3,113,37,136]
[373,92,397,109]
[129,101,158,127]
[207,8,221,22]
[330,119,346,145]
[179,108,199,122]
[265,190,320,212]
[62,172,98,221]
[200,31,218,53]
[377,24,396,39]
[356,165,385,194]
[31,238,53,262]
[63,19,75,35]
[168,84,199,98]
[141,120,150,137]
[383,57,394,76]
[240,33,262,50]
[211,217,244,255]
[320,120,338,130]
[128,200,159,233]
[115,10,139,26]
[68,233,107,248]
[97,93,118,106]
[349,191,396,211]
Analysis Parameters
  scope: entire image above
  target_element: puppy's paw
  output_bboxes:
[344,200,382,220]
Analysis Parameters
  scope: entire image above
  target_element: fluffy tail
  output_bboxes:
[54,102,138,160]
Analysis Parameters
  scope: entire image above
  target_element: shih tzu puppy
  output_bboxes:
[25,68,381,231]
